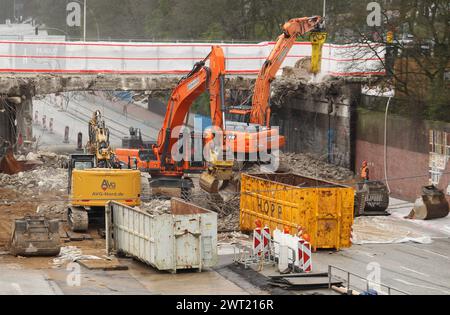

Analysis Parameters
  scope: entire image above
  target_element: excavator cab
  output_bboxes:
[67,154,96,194]
[227,106,252,124]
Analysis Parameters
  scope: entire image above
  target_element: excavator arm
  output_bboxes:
[250,16,323,127]
[156,46,226,167]
[86,110,114,168]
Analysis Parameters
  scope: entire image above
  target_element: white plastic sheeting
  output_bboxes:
[0,40,385,76]
[352,216,433,245]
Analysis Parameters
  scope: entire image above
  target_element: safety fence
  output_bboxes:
[0,40,385,77]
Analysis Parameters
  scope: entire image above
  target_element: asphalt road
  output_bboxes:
[33,93,161,151]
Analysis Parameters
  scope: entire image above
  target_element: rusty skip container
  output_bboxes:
[240,173,354,250]
[106,198,217,273]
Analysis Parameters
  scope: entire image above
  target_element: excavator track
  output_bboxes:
[68,206,89,232]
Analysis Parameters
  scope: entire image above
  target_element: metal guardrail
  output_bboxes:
[233,239,297,271]
[328,265,410,295]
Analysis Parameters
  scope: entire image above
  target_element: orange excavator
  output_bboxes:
[115,16,325,197]
[115,46,233,197]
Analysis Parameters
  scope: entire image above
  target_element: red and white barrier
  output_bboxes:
[0,40,386,77]
[298,239,305,270]
[302,242,312,273]
[253,226,263,257]
[262,226,271,256]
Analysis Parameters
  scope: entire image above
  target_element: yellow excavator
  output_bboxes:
[67,110,141,232]
[67,154,141,232]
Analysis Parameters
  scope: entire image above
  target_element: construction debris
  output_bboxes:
[52,246,102,267]
[139,199,171,215]
[269,274,343,290]
[272,78,345,109]
[276,152,354,182]
[36,203,67,221]
[0,167,67,195]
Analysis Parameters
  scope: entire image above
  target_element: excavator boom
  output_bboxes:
[232,16,322,128]
[249,16,323,127]
[156,46,226,164]
[86,110,114,168]
[115,46,232,197]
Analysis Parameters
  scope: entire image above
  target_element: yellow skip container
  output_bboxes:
[240,173,354,251]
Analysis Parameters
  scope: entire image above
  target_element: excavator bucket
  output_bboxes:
[10,216,61,257]
[200,159,234,194]
[200,172,221,194]
[0,148,23,175]
[409,186,450,220]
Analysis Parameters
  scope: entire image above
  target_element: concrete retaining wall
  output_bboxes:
[271,82,360,169]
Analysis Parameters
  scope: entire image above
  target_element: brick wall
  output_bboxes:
[356,108,450,202]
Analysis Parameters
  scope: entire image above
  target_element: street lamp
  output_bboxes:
[83,0,87,41]
[71,0,99,41]
[323,0,327,18]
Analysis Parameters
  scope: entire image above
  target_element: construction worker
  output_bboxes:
[361,160,370,182]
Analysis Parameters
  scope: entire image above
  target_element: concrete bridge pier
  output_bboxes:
[0,93,33,151]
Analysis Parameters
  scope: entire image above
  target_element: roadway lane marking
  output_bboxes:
[400,266,430,278]
[393,279,450,295]
[420,248,450,261]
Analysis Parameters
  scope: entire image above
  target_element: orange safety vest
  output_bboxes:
[361,166,369,180]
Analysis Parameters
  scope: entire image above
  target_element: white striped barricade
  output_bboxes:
[253,227,263,257]
[302,241,313,273]
[298,239,305,271]
[262,226,271,257]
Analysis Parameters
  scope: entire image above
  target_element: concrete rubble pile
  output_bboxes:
[16,151,69,168]
[36,203,67,221]
[0,151,68,212]
[271,78,345,108]
[0,167,67,196]
[191,192,241,232]
[140,199,172,215]
[277,152,354,182]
